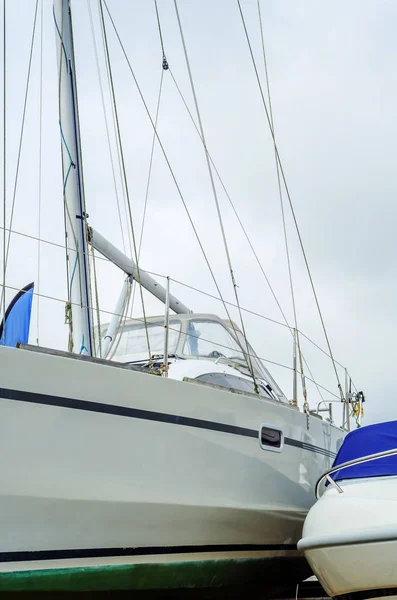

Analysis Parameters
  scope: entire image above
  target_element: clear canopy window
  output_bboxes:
[183,320,245,360]
[115,321,181,358]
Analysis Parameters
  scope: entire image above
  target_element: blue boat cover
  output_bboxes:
[0,282,34,348]
[333,421,397,481]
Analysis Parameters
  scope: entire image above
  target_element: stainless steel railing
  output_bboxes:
[315,447,397,499]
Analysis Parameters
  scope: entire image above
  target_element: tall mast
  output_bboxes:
[54,0,93,355]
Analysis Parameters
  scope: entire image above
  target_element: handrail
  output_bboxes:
[315,447,397,499]
[316,398,344,412]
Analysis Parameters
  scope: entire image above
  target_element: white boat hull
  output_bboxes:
[298,477,397,599]
[0,344,343,592]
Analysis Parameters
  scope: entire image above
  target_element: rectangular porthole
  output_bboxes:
[260,424,283,453]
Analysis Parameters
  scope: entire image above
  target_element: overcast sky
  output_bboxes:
[2,0,396,425]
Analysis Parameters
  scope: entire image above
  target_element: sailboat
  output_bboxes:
[0,0,358,594]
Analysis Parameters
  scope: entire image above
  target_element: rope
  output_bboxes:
[58,120,79,266]
[0,0,39,316]
[79,336,88,355]
[57,2,94,356]
[53,3,67,65]
[36,0,44,346]
[237,0,344,401]
[173,0,259,391]
[64,301,73,352]
[59,121,74,165]
[99,0,152,361]
[55,5,73,315]
[58,119,81,301]
[69,252,79,299]
[59,117,85,346]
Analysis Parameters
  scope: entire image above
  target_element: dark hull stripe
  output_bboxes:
[0,387,336,458]
[0,543,298,564]
[285,436,335,458]
[335,588,397,600]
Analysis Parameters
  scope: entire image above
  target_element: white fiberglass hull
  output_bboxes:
[298,477,397,600]
[0,345,343,592]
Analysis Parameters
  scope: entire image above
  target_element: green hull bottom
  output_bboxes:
[0,557,311,593]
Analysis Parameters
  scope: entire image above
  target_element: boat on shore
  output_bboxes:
[0,0,358,594]
[298,419,397,600]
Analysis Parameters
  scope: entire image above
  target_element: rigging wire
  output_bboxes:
[170,274,290,329]
[167,66,324,402]
[1,279,340,400]
[166,273,354,391]
[154,0,168,70]
[130,68,164,315]
[168,67,291,329]
[173,0,258,391]
[87,0,127,255]
[96,1,132,260]
[0,1,350,407]
[298,329,345,371]
[256,0,309,404]
[0,220,350,392]
[36,0,43,346]
[90,244,102,358]
[0,0,39,314]
[101,0,241,347]
[237,0,344,401]
[129,0,167,315]
[152,2,327,404]
[257,0,292,326]
[0,218,350,386]
[138,74,164,256]
[108,278,132,360]
[98,0,152,361]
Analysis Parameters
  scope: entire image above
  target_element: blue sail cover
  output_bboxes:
[0,282,34,348]
[333,421,397,481]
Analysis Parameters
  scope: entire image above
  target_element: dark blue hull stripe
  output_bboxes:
[0,543,298,564]
[0,387,336,458]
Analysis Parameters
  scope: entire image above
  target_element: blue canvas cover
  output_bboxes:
[0,282,34,348]
[333,421,397,482]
